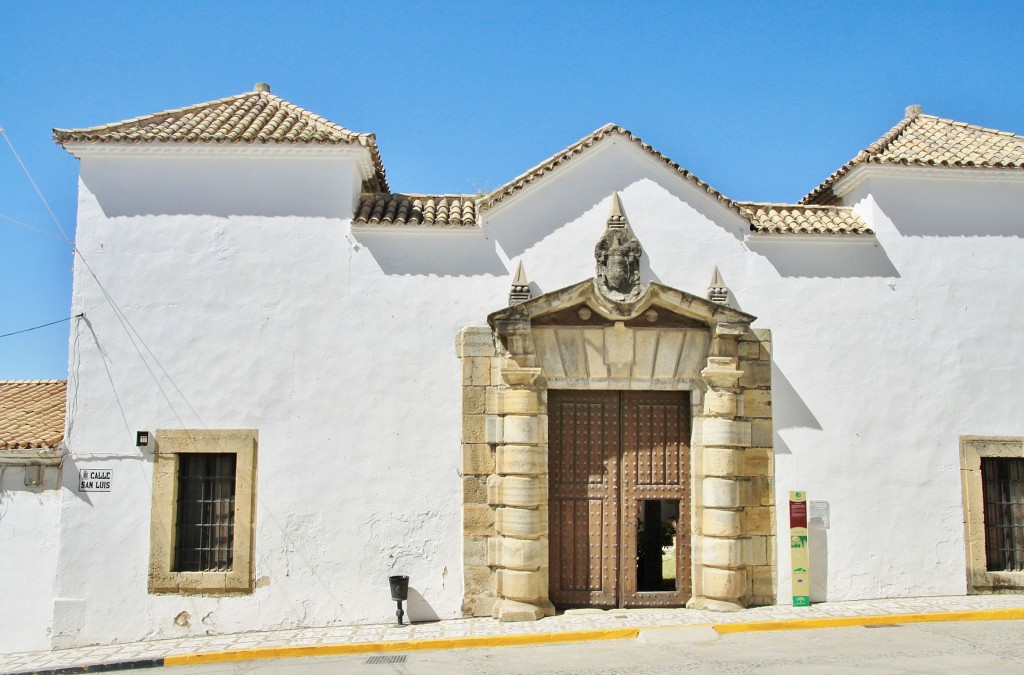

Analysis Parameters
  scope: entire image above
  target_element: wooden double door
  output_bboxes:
[548,390,691,608]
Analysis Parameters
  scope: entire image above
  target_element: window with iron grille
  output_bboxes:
[174,453,236,572]
[981,457,1024,572]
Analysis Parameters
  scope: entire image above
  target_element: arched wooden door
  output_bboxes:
[548,390,692,609]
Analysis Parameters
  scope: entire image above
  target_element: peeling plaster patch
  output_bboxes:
[173,611,190,629]
[255,576,271,588]
[284,513,324,578]
[359,510,446,582]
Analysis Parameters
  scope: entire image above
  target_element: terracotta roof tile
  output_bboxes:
[53,84,388,192]
[803,107,1024,204]
[737,203,873,235]
[0,380,66,450]
[474,124,869,236]
[353,194,478,228]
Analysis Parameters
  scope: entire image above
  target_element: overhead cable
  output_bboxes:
[0,314,82,339]
[0,124,74,246]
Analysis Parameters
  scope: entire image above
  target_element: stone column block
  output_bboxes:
[488,389,542,416]
[463,504,495,537]
[739,360,771,388]
[485,416,503,445]
[701,535,743,568]
[703,446,743,476]
[463,414,488,444]
[752,564,776,599]
[496,569,545,602]
[496,445,546,476]
[503,416,540,444]
[748,535,769,566]
[741,390,772,418]
[456,327,495,358]
[487,537,543,571]
[495,507,543,539]
[464,564,495,596]
[751,419,773,447]
[702,508,741,537]
[463,386,486,415]
[703,477,740,509]
[703,390,737,417]
[462,443,495,476]
[701,418,751,448]
[489,476,543,508]
[702,566,746,600]
[743,505,774,533]
[463,357,494,386]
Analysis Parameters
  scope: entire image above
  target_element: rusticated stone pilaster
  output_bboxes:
[690,324,750,611]
[486,366,554,621]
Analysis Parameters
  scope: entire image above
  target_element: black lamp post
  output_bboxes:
[388,575,409,625]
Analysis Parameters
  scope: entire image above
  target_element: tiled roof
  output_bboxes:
[737,203,873,235]
[0,380,66,450]
[803,106,1024,204]
[474,123,870,236]
[353,194,478,228]
[478,124,736,213]
[53,84,388,192]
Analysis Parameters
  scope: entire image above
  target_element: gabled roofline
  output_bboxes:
[801,106,1024,205]
[477,123,744,217]
[53,86,390,192]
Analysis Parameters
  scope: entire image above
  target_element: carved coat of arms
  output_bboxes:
[594,193,644,303]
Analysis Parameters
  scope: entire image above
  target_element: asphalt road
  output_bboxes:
[154,620,1024,674]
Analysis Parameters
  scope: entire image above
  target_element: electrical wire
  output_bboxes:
[0,124,74,246]
[0,213,73,245]
[0,314,83,339]
[1,120,202,442]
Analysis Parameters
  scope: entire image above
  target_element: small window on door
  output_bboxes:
[637,499,679,592]
[981,458,1024,572]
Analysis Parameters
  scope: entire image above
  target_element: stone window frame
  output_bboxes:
[149,429,257,594]
[960,435,1024,592]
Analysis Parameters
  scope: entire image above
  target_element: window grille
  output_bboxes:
[981,457,1024,572]
[174,453,236,572]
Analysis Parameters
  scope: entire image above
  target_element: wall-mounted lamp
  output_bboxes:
[136,431,150,447]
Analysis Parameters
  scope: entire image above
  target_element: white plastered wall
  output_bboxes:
[12,137,1024,649]
[0,466,61,653]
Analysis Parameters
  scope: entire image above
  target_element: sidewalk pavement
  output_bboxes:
[4,594,1024,674]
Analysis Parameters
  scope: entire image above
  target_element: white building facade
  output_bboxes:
[3,87,1023,651]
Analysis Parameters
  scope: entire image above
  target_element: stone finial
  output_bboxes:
[905,104,922,118]
[509,260,533,305]
[607,192,628,229]
[254,82,271,93]
[595,193,644,303]
[707,267,729,305]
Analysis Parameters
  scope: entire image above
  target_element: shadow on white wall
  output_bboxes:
[747,239,900,279]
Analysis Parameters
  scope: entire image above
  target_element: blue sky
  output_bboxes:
[3,2,1023,378]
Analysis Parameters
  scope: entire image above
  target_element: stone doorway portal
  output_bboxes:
[548,390,691,609]
[458,193,776,621]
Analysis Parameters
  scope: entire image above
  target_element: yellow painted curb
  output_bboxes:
[712,607,1024,634]
[164,627,639,667]
[162,607,1024,667]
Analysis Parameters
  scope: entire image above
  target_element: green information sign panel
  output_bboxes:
[789,491,810,607]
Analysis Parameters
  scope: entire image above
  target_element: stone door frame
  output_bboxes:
[458,279,776,621]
